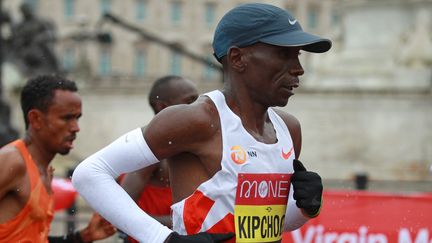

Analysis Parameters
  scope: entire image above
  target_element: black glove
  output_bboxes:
[291,159,323,217]
[166,232,235,243]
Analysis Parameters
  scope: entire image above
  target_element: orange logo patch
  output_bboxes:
[231,145,247,164]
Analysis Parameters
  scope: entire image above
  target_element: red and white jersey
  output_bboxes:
[171,90,306,242]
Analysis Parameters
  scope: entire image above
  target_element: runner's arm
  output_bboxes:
[72,102,218,242]
[273,110,322,230]
[120,164,158,201]
[0,149,27,222]
[0,148,27,194]
[72,127,172,242]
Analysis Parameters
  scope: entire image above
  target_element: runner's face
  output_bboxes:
[243,43,304,107]
[39,90,82,155]
[168,80,199,106]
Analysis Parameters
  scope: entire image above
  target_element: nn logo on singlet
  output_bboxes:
[231,146,257,164]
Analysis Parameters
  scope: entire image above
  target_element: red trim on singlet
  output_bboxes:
[207,213,234,233]
[183,190,215,234]
[183,190,235,236]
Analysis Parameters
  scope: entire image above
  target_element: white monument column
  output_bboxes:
[305,0,432,92]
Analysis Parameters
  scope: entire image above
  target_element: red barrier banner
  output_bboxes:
[52,177,77,211]
[282,190,432,243]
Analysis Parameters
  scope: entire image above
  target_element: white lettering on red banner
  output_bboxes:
[281,191,432,243]
[239,179,289,200]
[289,225,431,243]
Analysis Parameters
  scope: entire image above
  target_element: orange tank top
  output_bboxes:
[0,140,54,243]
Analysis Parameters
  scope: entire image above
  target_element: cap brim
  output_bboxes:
[260,30,332,53]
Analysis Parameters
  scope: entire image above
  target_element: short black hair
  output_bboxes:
[20,75,78,129]
[148,75,183,109]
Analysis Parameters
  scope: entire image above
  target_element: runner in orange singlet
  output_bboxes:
[0,75,115,243]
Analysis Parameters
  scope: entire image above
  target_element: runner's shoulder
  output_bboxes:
[272,108,300,131]
[0,145,27,184]
[156,95,219,133]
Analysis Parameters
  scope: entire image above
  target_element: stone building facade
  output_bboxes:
[2,0,431,186]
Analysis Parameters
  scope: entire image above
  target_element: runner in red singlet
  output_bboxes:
[120,75,198,243]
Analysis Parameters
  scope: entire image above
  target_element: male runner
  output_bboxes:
[73,3,330,243]
[120,75,198,242]
[0,75,115,242]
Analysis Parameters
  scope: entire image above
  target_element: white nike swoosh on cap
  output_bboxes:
[289,18,297,25]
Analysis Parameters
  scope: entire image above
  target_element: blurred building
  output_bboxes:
[2,0,432,187]
[2,0,342,87]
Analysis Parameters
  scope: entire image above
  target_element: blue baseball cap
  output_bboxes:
[212,3,332,61]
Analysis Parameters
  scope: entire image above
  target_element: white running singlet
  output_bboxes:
[171,90,306,243]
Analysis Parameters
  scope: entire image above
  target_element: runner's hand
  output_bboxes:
[291,159,323,217]
[166,232,234,242]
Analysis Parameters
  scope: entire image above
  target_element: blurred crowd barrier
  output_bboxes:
[52,177,432,243]
[282,190,432,243]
